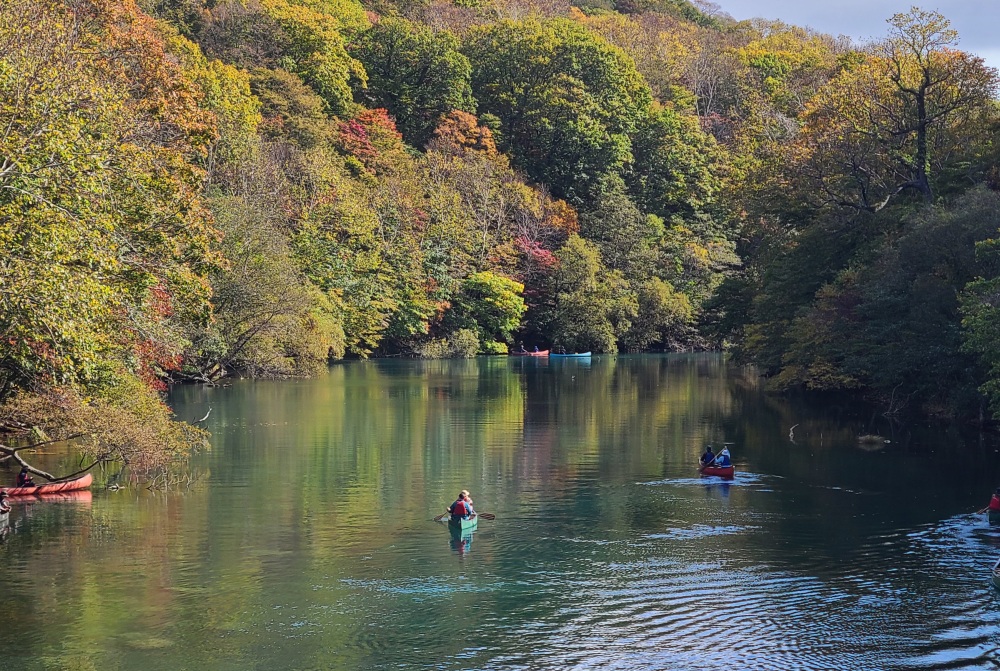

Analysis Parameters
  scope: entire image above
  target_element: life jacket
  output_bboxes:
[989,495,1000,511]
[450,499,469,517]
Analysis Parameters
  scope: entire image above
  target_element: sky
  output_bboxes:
[715,1,1000,70]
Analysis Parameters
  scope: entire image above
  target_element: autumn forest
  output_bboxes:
[2,0,1000,477]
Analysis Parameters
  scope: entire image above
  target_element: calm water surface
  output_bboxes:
[3,355,1000,670]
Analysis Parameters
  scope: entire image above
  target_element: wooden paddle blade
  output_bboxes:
[479,513,496,521]
[433,512,449,522]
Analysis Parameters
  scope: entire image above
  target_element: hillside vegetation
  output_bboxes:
[1,0,999,479]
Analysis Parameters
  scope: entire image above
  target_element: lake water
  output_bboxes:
[3,354,1000,670]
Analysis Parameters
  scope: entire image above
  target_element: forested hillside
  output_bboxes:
[2,0,999,478]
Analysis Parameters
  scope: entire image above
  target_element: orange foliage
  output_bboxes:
[544,198,579,234]
[428,111,497,156]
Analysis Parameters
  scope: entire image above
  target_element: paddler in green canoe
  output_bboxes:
[447,490,475,522]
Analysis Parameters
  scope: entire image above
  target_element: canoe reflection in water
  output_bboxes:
[703,479,731,501]
[448,515,477,556]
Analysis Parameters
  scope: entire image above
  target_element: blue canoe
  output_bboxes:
[550,352,592,358]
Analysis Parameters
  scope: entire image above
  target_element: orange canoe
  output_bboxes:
[698,464,735,478]
[511,350,549,357]
[1,472,93,497]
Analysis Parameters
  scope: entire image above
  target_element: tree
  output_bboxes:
[198,0,369,116]
[351,18,475,147]
[791,9,998,213]
[543,235,637,353]
[161,27,263,176]
[629,102,722,219]
[0,0,219,480]
[184,149,346,381]
[621,277,692,350]
[770,188,1000,416]
[251,67,338,149]
[463,18,652,204]
[574,9,699,106]
[445,272,527,353]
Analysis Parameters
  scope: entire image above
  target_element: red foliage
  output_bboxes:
[134,340,181,391]
[147,284,175,319]
[337,109,406,174]
[516,236,558,270]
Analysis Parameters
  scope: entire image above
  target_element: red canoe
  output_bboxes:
[699,464,735,478]
[511,350,549,357]
[1,472,93,497]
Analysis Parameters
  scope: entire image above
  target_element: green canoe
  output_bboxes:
[448,514,478,532]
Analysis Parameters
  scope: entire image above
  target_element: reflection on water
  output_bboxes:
[1,355,1000,670]
[448,522,475,557]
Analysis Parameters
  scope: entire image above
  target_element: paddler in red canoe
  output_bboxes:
[16,467,35,488]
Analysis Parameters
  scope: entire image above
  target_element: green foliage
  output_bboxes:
[464,18,652,203]
[766,189,1000,416]
[622,277,692,350]
[193,0,369,117]
[251,68,337,148]
[289,149,393,357]
[417,328,479,358]
[1,382,208,480]
[446,272,527,353]
[0,0,221,477]
[613,0,720,27]
[789,10,998,212]
[544,235,637,353]
[259,0,369,115]
[741,213,864,375]
[162,28,264,169]
[629,103,722,218]
[187,173,346,380]
[351,18,475,147]
[0,0,218,397]
[961,195,1000,415]
[13,0,1000,431]
[578,179,661,281]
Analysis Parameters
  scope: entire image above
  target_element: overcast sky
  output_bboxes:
[715,1,1000,69]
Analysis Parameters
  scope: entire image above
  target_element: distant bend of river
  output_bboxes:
[2,354,1000,670]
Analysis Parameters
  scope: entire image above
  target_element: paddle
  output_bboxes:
[433,512,450,522]
[978,506,989,515]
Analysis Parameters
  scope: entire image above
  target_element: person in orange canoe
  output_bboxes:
[16,467,35,488]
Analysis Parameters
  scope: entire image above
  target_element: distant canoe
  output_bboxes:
[550,352,591,358]
[1,473,93,497]
[511,350,549,357]
[698,464,735,479]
